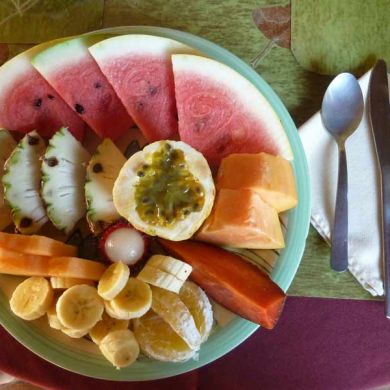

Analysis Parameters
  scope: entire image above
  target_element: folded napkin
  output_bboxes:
[299,70,384,296]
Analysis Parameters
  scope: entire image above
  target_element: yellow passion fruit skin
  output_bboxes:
[113,140,215,241]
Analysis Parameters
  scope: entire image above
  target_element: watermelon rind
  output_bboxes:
[172,54,293,164]
[85,138,126,234]
[0,129,16,231]
[2,130,48,234]
[41,127,90,235]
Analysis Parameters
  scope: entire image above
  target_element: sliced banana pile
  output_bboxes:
[9,254,214,368]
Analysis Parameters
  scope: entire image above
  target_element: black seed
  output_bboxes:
[94,82,102,89]
[195,186,201,194]
[135,101,144,111]
[142,164,149,170]
[46,157,58,167]
[164,143,172,151]
[183,209,190,215]
[124,140,141,159]
[93,163,103,173]
[47,94,55,100]
[148,86,157,96]
[20,217,32,228]
[137,171,144,177]
[75,103,85,114]
[145,209,154,215]
[33,98,42,107]
[193,203,200,211]
[142,197,150,204]
[27,135,39,145]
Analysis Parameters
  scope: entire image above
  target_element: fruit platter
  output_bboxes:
[0,26,310,380]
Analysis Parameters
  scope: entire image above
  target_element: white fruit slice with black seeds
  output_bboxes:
[0,129,16,230]
[85,138,126,234]
[2,131,48,234]
[42,127,90,234]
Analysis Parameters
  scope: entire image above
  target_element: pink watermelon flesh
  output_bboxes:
[0,67,86,141]
[175,73,282,168]
[95,56,178,142]
[43,56,134,141]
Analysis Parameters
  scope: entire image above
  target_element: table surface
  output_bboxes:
[0,0,374,301]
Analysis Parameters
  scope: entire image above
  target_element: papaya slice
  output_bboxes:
[159,239,286,329]
[0,247,105,280]
[197,189,285,249]
[217,153,297,213]
[0,232,77,257]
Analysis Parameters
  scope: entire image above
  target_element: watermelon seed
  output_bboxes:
[94,82,102,89]
[20,217,32,228]
[148,86,158,96]
[45,157,58,167]
[33,98,42,108]
[93,163,103,173]
[27,135,39,145]
[135,101,144,111]
[47,94,55,100]
[75,103,85,114]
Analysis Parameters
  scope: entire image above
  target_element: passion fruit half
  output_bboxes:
[113,141,215,241]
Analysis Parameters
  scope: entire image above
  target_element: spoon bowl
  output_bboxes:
[321,73,364,272]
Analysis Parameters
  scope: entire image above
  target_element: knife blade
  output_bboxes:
[368,59,390,317]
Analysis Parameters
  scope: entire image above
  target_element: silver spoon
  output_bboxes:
[321,73,364,272]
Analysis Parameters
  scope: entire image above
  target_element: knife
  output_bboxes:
[368,59,390,317]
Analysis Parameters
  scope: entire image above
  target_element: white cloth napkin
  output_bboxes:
[299,70,385,296]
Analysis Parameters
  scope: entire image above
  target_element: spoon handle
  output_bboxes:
[331,147,348,272]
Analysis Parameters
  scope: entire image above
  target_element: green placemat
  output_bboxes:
[0,0,104,43]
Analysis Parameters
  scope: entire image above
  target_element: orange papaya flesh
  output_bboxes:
[159,239,286,329]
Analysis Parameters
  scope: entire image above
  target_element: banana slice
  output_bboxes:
[147,255,192,281]
[151,286,201,350]
[61,327,90,339]
[56,285,104,331]
[98,261,129,300]
[10,277,53,321]
[90,312,129,345]
[179,281,213,343]
[137,265,183,293]
[50,277,94,289]
[47,295,62,330]
[99,329,139,369]
[109,278,152,320]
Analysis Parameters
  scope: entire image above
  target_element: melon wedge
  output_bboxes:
[217,153,298,212]
[0,41,87,140]
[172,54,293,167]
[0,247,105,280]
[197,188,285,249]
[89,35,198,142]
[159,239,286,329]
[32,35,134,141]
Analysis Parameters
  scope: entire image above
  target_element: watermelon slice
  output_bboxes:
[172,54,293,167]
[32,36,134,141]
[0,42,87,141]
[89,35,198,142]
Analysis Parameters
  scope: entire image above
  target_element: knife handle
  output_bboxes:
[381,167,390,318]
[331,148,348,272]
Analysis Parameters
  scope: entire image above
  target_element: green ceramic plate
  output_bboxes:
[0,26,311,381]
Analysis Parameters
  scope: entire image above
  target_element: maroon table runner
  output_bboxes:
[1,296,390,390]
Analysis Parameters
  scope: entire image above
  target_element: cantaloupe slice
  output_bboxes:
[217,153,297,212]
[0,247,105,280]
[0,232,77,257]
[197,189,284,249]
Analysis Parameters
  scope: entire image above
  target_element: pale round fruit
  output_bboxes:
[113,140,215,241]
[56,285,104,331]
[98,261,129,300]
[179,281,213,343]
[10,277,53,321]
[134,310,196,362]
[61,327,90,339]
[99,329,139,369]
